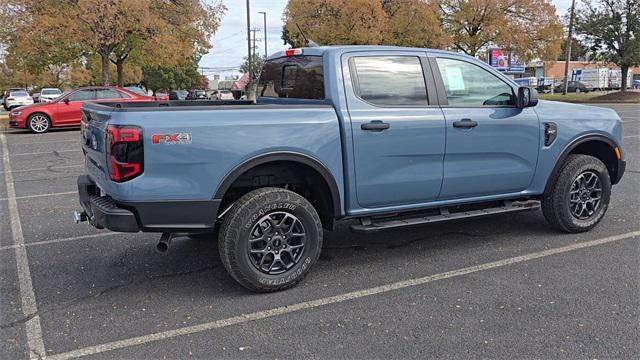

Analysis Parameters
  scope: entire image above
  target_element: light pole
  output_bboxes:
[562,0,577,95]
[258,11,267,57]
[246,0,252,83]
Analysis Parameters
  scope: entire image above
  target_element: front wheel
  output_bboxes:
[218,187,323,292]
[28,113,51,133]
[542,154,611,233]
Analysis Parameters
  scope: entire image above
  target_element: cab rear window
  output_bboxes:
[258,56,324,100]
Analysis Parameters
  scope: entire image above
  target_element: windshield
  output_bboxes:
[42,89,62,95]
[10,91,29,97]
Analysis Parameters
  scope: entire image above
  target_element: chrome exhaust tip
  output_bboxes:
[156,233,173,253]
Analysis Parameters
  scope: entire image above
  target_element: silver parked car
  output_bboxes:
[39,88,63,102]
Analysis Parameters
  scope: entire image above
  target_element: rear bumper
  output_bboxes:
[77,175,221,233]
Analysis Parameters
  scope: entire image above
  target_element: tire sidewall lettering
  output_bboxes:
[257,257,312,285]
[244,202,297,229]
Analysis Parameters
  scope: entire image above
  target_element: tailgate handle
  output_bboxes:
[361,120,390,132]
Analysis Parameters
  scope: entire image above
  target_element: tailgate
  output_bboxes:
[80,105,112,188]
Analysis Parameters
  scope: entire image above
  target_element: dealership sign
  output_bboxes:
[488,48,525,74]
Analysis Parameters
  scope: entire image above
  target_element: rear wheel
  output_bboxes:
[28,113,51,133]
[218,187,323,292]
[542,154,611,233]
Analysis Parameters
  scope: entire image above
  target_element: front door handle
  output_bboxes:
[452,118,478,128]
[361,120,390,132]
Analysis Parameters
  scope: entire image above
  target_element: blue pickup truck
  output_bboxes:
[76,46,626,292]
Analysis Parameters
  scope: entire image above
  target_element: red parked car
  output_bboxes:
[9,86,153,133]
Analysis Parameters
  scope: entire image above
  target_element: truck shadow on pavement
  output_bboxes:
[36,211,553,304]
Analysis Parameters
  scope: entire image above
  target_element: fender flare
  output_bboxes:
[545,134,620,192]
[213,151,342,217]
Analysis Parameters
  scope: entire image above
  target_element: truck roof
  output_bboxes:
[267,45,473,61]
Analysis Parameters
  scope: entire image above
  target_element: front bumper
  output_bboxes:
[9,115,26,128]
[77,175,221,233]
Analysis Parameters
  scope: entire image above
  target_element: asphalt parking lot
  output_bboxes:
[0,103,638,360]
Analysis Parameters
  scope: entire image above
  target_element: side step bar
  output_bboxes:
[350,200,541,233]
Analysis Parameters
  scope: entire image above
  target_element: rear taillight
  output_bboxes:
[106,125,144,182]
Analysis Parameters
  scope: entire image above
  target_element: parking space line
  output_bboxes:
[47,230,639,360]
[1,130,79,138]
[1,133,47,360]
[0,232,120,252]
[0,164,83,174]
[9,139,79,146]
[0,191,76,202]
[623,135,639,138]
[10,149,79,156]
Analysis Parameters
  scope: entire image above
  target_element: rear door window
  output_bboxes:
[258,56,324,99]
[96,89,125,100]
[351,56,428,107]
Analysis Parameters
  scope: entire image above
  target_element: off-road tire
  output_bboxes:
[542,154,611,233]
[218,187,323,292]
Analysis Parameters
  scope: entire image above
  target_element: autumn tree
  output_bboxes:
[141,58,203,94]
[574,0,640,91]
[381,0,449,48]
[438,0,563,61]
[282,0,389,47]
[0,0,225,86]
[282,0,449,48]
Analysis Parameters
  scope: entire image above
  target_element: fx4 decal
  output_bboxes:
[152,133,192,145]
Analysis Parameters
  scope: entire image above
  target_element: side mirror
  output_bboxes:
[63,97,70,104]
[517,86,538,108]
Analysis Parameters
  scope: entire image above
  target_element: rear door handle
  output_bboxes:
[452,118,478,128]
[361,120,390,131]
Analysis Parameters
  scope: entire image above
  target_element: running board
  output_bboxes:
[350,200,541,233]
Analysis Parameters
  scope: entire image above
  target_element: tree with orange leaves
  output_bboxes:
[282,0,450,49]
[438,0,563,61]
[0,0,225,86]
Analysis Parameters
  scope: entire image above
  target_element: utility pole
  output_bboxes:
[245,0,252,83]
[258,11,267,57]
[249,27,262,80]
[562,0,576,95]
[251,28,257,62]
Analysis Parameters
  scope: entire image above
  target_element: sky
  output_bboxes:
[200,0,288,79]
[200,0,573,78]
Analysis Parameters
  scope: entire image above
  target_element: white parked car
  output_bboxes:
[3,89,33,110]
[212,90,234,100]
[39,88,63,102]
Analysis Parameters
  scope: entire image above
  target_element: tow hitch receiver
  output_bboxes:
[74,210,88,224]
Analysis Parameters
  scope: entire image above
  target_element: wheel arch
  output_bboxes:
[214,152,342,228]
[545,134,621,192]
